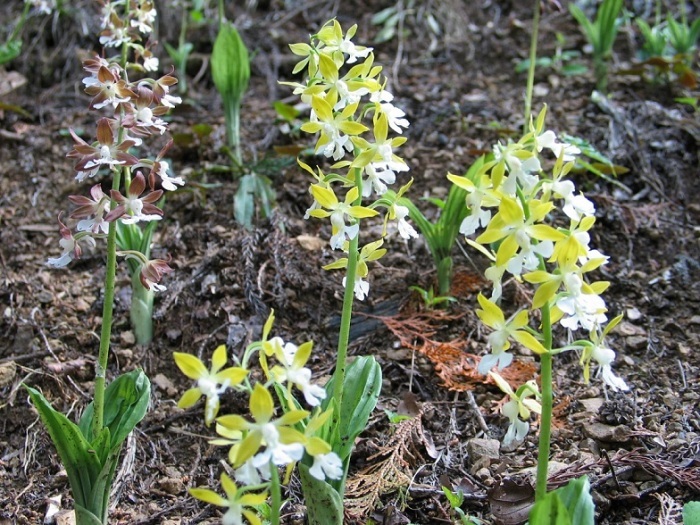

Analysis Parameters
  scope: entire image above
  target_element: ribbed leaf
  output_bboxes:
[298,463,344,525]
[25,386,102,509]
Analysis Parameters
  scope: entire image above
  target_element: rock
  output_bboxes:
[120,330,135,346]
[626,335,648,350]
[580,398,604,413]
[153,373,177,397]
[296,234,325,251]
[467,438,500,473]
[626,307,642,321]
[0,361,17,387]
[583,422,632,443]
[617,321,646,337]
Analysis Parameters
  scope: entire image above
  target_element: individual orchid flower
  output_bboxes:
[301,96,368,161]
[324,239,387,300]
[67,118,139,179]
[174,345,249,426]
[46,215,96,268]
[105,171,163,224]
[492,141,542,195]
[99,11,132,48]
[554,272,608,332]
[307,185,378,249]
[138,140,185,191]
[121,85,168,136]
[476,196,565,270]
[489,372,541,446]
[370,89,409,134]
[216,383,308,468]
[268,339,327,406]
[578,315,629,392]
[448,170,500,236]
[476,293,547,374]
[151,73,182,108]
[306,436,343,481]
[189,472,267,525]
[139,257,173,292]
[317,20,373,64]
[69,184,110,234]
[388,203,418,240]
[83,65,135,110]
[130,0,157,34]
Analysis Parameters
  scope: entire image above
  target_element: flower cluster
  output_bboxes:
[285,19,417,300]
[449,106,628,441]
[47,0,183,293]
[176,312,343,521]
[99,0,160,71]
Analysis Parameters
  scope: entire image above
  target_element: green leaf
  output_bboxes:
[211,22,250,101]
[0,40,22,65]
[78,369,151,450]
[24,386,102,510]
[529,491,572,525]
[336,356,381,461]
[298,463,344,525]
[234,173,257,229]
[273,100,300,123]
[74,505,104,525]
[684,501,700,525]
[528,477,595,525]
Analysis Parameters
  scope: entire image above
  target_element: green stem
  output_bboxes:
[224,98,242,163]
[93,25,131,441]
[535,303,553,501]
[177,9,188,95]
[269,461,281,525]
[330,167,363,430]
[92,166,122,440]
[523,0,540,134]
[9,2,31,42]
[594,56,608,93]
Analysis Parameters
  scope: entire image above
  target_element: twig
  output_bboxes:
[466,389,490,436]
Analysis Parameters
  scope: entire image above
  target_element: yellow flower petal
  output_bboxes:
[211,345,227,374]
[512,330,547,355]
[177,387,202,409]
[189,487,228,507]
[173,352,207,380]
[215,367,249,386]
[250,383,274,423]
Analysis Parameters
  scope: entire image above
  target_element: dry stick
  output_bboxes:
[466,389,490,436]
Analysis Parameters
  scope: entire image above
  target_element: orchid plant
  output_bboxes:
[449,105,628,522]
[448,106,628,523]
[25,2,182,523]
[175,19,417,525]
